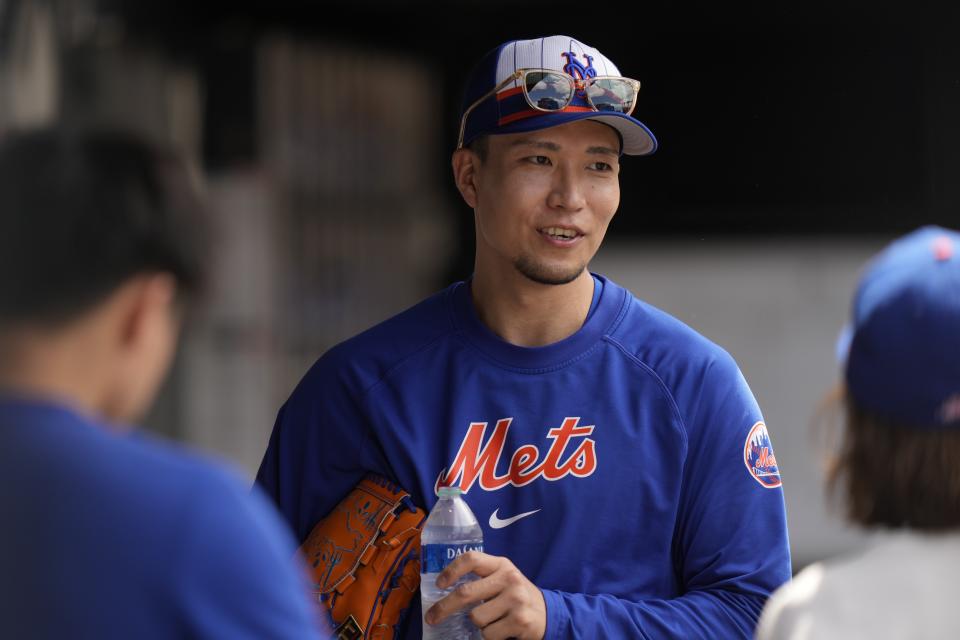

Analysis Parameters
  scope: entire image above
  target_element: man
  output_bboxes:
[0,128,324,638]
[757,226,960,639]
[258,35,790,638]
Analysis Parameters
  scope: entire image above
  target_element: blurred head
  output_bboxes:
[829,226,960,530]
[452,36,656,287]
[0,127,209,422]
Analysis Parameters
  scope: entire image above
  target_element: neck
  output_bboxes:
[470,265,595,347]
[0,331,110,422]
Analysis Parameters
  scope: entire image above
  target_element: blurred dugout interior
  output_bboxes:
[2,0,960,572]
[0,0,454,474]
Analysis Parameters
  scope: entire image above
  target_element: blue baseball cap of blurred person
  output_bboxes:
[839,226,960,428]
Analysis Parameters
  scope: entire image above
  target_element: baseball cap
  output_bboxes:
[842,226,960,428]
[459,35,657,156]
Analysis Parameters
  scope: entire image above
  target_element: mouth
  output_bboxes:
[538,225,584,246]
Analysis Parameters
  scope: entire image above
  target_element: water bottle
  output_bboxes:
[420,486,484,640]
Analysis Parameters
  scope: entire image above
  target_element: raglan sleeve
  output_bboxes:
[540,349,792,639]
[255,344,384,542]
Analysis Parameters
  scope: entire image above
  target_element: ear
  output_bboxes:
[451,148,481,209]
[117,274,178,349]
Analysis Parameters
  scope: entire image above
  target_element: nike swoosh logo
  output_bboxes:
[489,508,541,529]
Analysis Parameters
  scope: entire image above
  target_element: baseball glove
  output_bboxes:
[299,473,426,640]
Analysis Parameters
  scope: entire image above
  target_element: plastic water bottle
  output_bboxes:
[420,486,484,640]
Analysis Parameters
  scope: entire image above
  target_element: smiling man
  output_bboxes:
[257,35,791,639]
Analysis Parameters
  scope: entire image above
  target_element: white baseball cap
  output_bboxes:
[458,35,657,156]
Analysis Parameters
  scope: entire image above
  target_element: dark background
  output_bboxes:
[100,0,960,240]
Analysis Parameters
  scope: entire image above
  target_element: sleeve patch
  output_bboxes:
[743,421,782,488]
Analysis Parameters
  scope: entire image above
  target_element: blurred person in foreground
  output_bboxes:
[257,35,790,639]
[757,226,960,639]
[0,128,324,638]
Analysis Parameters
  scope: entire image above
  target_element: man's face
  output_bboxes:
[469,119,622,285]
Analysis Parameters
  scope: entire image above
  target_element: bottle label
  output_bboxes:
[420,542,484,574]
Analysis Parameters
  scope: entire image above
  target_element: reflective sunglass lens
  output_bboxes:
[524,72,574,111]
[586,79,637,114]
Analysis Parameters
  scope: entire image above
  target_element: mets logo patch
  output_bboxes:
[743,421,781,488]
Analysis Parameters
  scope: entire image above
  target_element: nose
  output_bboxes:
[546,164,586,211]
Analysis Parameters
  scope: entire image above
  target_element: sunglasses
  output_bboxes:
[457,68,641,149]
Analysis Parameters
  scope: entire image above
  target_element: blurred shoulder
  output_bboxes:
[755,563,827,640]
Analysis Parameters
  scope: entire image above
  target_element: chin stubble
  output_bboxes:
[513,254,586,286]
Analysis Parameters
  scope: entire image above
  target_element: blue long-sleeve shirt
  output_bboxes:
[0,396,324,639]
[257,274,791,639]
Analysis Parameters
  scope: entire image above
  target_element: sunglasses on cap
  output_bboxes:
[457,68,641,149]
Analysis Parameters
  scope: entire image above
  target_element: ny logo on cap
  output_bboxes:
[561,50,597,97]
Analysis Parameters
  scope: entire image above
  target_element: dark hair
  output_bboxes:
[467,135,488,162]
[0,127,209,328]
[827,392,960,530]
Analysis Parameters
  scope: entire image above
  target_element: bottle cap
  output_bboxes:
[437,486,462,498]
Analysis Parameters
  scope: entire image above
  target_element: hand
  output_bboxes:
[424,551,546,640]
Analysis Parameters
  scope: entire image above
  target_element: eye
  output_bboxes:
[526,155,551,165]
[589,161,614,172]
